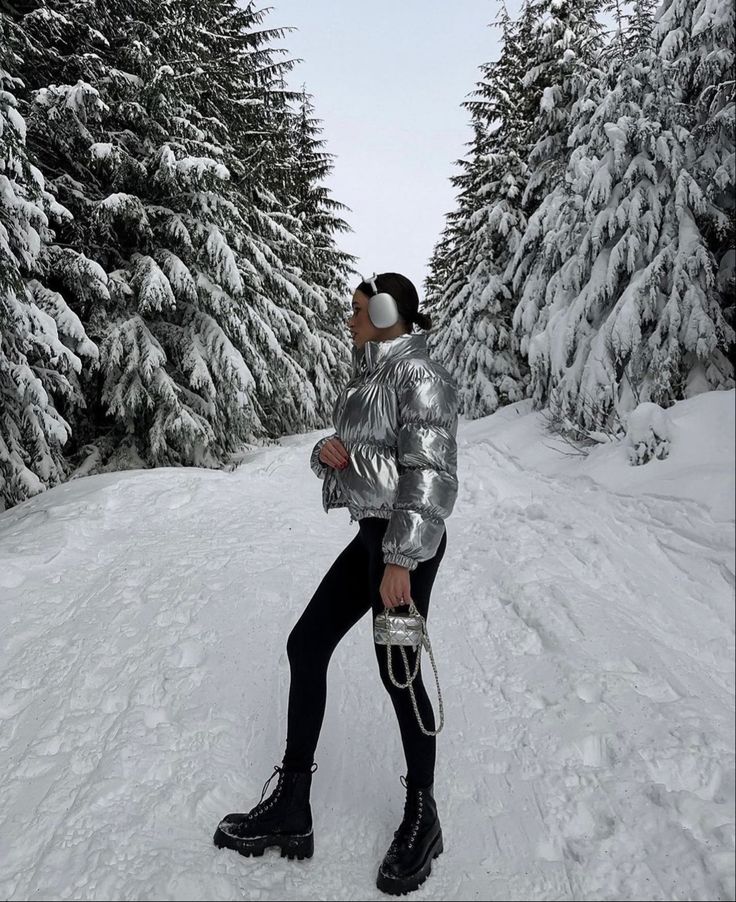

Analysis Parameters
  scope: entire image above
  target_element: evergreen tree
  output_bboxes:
[626,0,658,53]
[602,0,659,64]
[272,84,357,419]
[602,0,628,60]
[520,0,606,209]
[505,0,734,432]
[506,0,610,410]
[655,0,735,345]
[289,88,356,297]
[426,4,531,417]
[508,0,605,344]
[5,0,353,475]
[0,21,97,509]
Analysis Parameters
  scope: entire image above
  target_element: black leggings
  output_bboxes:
[282,517,447,789]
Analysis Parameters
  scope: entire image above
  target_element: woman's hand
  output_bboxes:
[318,436,350,470]
[380,563,413,609]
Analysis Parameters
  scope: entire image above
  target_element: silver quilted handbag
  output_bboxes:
[373,601,444,736]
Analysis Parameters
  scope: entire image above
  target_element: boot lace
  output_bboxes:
[245,762,318,820]
[388,775,425,852]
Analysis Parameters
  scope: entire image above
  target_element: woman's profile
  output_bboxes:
[213,272,460,896]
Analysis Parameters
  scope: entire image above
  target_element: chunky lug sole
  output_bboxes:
[376,829,444,896]
[213,825,314,860]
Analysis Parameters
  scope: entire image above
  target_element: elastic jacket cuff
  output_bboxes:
[383,551,419,571]
[310,433,335,479]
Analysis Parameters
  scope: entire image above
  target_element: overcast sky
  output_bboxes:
[260,1,521,303]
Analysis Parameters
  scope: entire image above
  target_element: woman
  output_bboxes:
[214,272,459,896]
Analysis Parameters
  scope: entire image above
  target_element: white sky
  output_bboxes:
[261,0,521,301]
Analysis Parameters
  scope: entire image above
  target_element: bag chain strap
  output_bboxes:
[382,602,444,736]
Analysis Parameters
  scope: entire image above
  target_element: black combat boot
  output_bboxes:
[376,776,444,895]
[213,762,317,860]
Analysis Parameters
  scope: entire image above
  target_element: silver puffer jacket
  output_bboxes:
[310,331,459,571]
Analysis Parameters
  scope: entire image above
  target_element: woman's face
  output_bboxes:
[347,290,381,349]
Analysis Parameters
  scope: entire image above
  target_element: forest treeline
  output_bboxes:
[1,0,733,510]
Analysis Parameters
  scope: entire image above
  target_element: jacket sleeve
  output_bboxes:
[310,432,338,479]
[382,372,459,571]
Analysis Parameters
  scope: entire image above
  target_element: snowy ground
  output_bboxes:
[0,390,733,901]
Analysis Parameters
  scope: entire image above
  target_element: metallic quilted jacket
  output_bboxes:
[310,331,459,571]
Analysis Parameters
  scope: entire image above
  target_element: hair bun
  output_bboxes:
[414,310,432,330]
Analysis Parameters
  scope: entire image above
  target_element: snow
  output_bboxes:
[540,86,557,113]
[624,401,672,465]
[0,390,733,901]
[202,226,244,297]
[33,81,107,121]
[603,120,627,153]
[5,103,26,141]
[100,192,139,214]
[176,156,230,182]
[89,142,115,160]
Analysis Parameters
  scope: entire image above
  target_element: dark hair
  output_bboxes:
[356,272,432,331]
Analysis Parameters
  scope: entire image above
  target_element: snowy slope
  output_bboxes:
[0,391,733,902]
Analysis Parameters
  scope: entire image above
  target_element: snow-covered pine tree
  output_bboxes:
[505,0,609,418]
[257,83,357,428]
[504,0,735,433]
[520,0,606,210]
[424,222,454,304]
[0,24,97,509]
[602,0,628,60]
[625,0,658,53]
[5,0,352,474]
[425,121,492,389]
[28,0,265,466]
[165,0,351,440]
[655,0,735,361]
[427,4,531,417]
[508,0,606,330]
[288,88,356,301]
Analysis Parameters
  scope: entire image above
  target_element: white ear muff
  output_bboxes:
[364,273,400,328]
[368,292,400,328]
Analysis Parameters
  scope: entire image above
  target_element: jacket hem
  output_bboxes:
[324,500,350,515]
[342,506,394,524]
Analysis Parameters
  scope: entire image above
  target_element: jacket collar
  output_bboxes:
[352,331,428,375]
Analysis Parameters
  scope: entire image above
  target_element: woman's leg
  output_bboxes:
[359,517,448,789]
[281,531,372,771]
